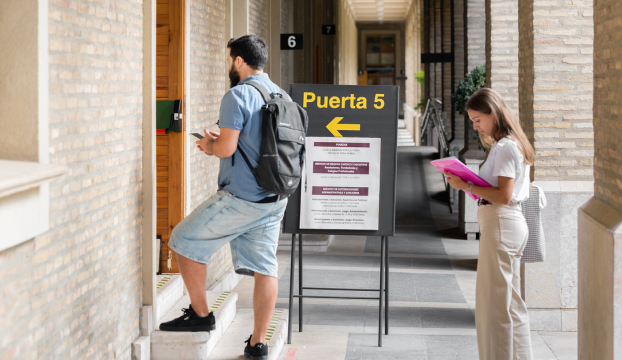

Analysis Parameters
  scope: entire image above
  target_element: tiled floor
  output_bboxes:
[226,147,578,360]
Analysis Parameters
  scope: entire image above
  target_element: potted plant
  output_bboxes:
[451,66,486,151]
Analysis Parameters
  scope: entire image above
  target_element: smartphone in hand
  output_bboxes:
[191,132,204,140]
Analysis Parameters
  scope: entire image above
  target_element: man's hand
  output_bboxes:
[196,127,240,158]
[196,129,220,156]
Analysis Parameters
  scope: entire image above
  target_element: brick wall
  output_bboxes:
[249,0,269,40]
[186,0,225,209]
[185,0,232,287]
[594,0,622,210]
[405,0,423,109]
[291,0,314,84]
[280,0,291,91]
[518,0,534,166]
[434,0,442,105]
[453,0,466,141]
[486,0,519,116]
[455,0,486,159]
[519,0,594,180]
[466,0,486,70]
[423,0,454,135]
[0,0,145,358]
[425,0,432,105]
[442,0,453,134]
[460,0,486,156]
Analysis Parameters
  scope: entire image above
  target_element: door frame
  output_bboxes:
[360,30,402,86]
[142,0,187,326]
[156,0,186,274]
[142,0,158,325]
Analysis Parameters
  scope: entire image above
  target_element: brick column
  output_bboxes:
[518,0,594,332]
[486,0,519,115]
[267,0,282,86]
[519,0,594,181]
[578,1,622,358]
[453,0,465,143]
[458,0,486,240]
[461,0,486,158]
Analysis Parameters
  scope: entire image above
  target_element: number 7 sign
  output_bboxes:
[322,24,336,35]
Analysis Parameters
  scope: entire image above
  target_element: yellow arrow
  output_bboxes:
[326,117,360,137]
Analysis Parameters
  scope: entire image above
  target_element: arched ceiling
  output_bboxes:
[347,0,413,22]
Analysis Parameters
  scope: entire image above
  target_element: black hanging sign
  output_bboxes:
[280,34,303,50]
[322,24,336,35]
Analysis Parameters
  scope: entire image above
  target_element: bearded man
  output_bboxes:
[160,35,289,360]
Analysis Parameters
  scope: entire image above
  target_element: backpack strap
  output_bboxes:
[236,145,254,171]
[243,81,272,103]
[234,81,278,171]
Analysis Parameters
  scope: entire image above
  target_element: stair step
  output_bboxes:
[151,291,238,360]
[207,308,289,360]
[156,274,184,322]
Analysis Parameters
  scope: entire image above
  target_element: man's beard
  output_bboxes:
[229,66,241,88]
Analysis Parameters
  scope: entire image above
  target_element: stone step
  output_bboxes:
[151,291,238,360]
[278,233,335,252]
[156,274,184,322]
[207,308,289,360]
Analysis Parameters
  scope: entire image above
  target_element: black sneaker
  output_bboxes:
[244,334,268,360]
[159,305,216,332]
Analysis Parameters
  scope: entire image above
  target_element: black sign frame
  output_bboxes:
[280,33,303,50]
[283,84,399,237]
[284,84,399,348]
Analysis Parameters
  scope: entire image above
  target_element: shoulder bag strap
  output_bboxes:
[235,81,274,171]
[243,81,272,103]
[236,145,254,171]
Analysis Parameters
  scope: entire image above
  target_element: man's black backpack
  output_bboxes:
[237,81,308,198]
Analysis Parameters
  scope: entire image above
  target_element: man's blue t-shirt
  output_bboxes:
[217,73,291,202]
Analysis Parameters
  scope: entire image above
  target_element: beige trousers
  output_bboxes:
[476,202,533,360]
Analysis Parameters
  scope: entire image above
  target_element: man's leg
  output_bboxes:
[251,273,278,346]
[177,253,210,317]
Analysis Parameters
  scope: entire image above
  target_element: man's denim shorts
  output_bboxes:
[169,189,287,278]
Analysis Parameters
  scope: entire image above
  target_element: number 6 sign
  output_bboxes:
[280,33,303,50]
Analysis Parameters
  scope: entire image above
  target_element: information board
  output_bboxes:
[300,137,381,230]
[284,84,399,237]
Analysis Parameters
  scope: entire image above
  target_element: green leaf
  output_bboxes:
[451,65,486,116]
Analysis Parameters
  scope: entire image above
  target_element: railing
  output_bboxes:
[420,98,450,158]
[420,98,453,214]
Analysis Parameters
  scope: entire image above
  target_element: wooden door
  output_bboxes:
[364,34,396,86]
[156,0,185,273]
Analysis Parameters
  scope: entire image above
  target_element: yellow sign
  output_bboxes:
[326,117,360,137]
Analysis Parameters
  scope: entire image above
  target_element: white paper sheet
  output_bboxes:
[300,137,381,230]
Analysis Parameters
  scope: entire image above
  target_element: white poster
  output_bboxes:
[300,137,381,230]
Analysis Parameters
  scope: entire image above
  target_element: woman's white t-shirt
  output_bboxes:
[479,137,530,203]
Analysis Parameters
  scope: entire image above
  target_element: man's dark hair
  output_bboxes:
[227,35,268,70]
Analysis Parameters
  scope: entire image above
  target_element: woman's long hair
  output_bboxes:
[466,88,534,165]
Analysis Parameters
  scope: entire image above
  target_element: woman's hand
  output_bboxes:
[443,171,469,191]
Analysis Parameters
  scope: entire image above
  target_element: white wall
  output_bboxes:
[337,0,358,85]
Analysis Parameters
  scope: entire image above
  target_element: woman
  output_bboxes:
[444,88,535,360]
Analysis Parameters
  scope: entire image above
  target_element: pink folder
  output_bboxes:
[430,156,491,200]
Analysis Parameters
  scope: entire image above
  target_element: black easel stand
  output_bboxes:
[287,234,390,347]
